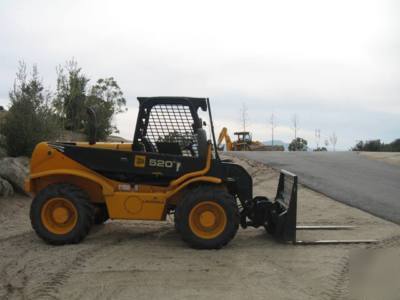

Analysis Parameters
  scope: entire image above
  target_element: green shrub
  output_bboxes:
[0,63,59,157]
[288,137,308,151]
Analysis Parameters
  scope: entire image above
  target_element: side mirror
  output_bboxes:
[86,107,97,145]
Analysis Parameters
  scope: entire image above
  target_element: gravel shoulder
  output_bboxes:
[0,156,399,300]
[359,152,400,166]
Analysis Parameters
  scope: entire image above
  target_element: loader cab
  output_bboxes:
[233,131,252,151]
[133,97,213,161]
[234,131,252,144]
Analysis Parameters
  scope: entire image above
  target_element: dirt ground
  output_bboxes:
[359,151,400,166]
[1,156,399,300]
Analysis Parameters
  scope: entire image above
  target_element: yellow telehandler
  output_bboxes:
[26,97,298,249]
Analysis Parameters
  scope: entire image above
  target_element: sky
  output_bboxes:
[0,0,399,150]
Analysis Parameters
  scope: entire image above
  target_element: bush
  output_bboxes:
[0,63,59,157]
[84,78,126,141]
[314,147,327,152]
[352,139,400,152]
[288,137,308,151]
[54,60,126,141]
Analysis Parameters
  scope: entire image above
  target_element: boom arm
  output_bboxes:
[217,127,233,151]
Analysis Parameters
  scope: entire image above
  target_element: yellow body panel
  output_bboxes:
[75,142,133,151]
[26,142,222,221]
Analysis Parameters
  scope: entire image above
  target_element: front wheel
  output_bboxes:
[30,183,94,245]
[94,204,109,225]
[175,186,239,249]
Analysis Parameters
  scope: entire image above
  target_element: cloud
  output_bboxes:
[0,0,399,149]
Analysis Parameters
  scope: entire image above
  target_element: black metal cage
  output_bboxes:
[133,97,209,157]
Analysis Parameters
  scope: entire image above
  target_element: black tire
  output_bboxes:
[175,185,239,249]
[94,204,109,225]
[174,212,180,233]
[264,221,276,235]
[30,183,94,245]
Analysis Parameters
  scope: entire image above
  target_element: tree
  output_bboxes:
[350,139,400,152]
[314,147,327,152]
[54,59,89,132]
[388,139,400,151]
[0,63,59,156]
[292,114,299,139]
[330,132,338,151]
[288,137,308,151]
[54,59,126,140]
[85,78,127,140]
[240,103,248,132]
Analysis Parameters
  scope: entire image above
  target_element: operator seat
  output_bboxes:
[142,137,157,153]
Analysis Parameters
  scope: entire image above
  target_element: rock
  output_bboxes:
[0,177,14,197]
[14,156,30,168]
[0,147,6,159]
[0,157,29,193]
[0,134,6,158]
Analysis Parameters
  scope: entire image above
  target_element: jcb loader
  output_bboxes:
[26,97,298,249]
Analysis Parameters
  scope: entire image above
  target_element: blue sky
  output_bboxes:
[0,0,399,150]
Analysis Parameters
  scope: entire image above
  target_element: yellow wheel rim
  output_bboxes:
[189,201,227,239]
[41,197,78,235]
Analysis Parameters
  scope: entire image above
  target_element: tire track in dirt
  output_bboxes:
[0,229,113,299]
[326,235,400,300]
[28,247,97,300]
[26,227,173,300]
[0,233,35,299]
[0,232,31,244]
[326,256,350,300]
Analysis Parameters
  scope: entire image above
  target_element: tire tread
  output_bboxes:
[175,185,239,249]
[30,183,94,245]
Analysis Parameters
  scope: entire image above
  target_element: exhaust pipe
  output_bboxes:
[86,107,97,145]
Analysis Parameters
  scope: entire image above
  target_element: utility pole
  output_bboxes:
[270,113,276,146]
[330,132,338,151]
[292,114,299,139]
[240,103,248,132]
[315,129,321,149]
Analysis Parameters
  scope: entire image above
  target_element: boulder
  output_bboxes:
[14,156,30,168]
[0,147,6,159]
[0,177,14,197]
[0,134,6,158]
[0,157,29,193]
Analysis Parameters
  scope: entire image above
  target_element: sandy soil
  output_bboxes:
[1,156,399,300]
[359,152,400,166]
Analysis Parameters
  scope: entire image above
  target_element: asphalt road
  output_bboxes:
[232,151,400,224]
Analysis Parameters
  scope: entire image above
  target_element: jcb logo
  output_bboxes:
[149,159,182,172]
[134,155,146,168]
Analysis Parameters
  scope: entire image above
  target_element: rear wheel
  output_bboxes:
[30,183,94,245]
[175,186,239,249]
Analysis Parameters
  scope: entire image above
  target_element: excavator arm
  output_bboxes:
[217,127,233,151]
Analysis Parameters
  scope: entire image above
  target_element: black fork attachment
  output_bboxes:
[242,170,377,245]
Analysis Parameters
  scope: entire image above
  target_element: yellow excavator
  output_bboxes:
[217,127,269,151]
[217,127,233,151]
